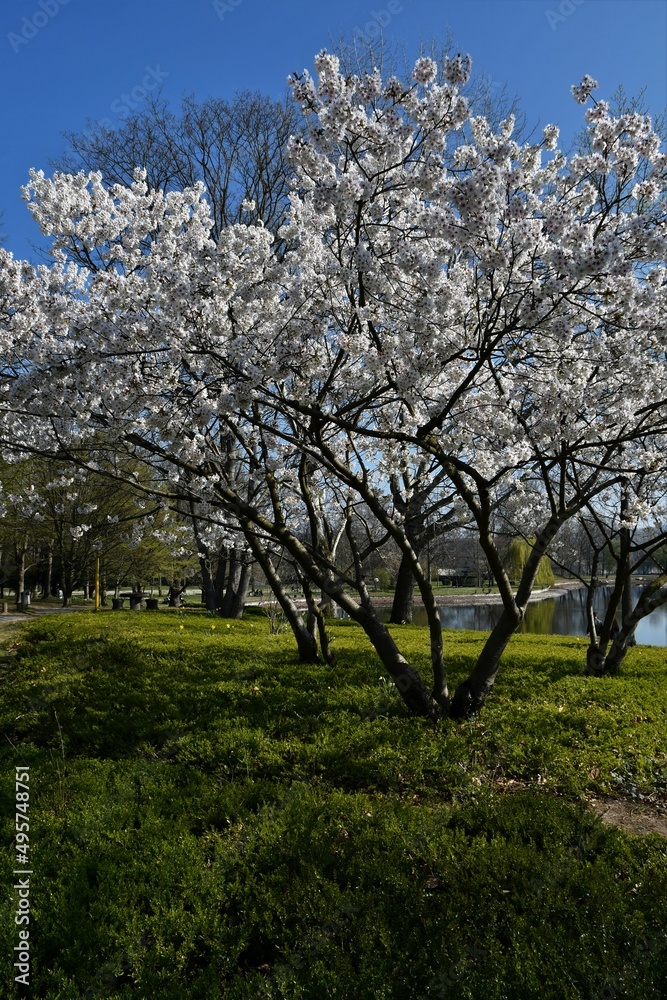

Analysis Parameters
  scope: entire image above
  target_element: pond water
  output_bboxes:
[376,586,667,647]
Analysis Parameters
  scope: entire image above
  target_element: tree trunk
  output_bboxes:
[229,558,251,618]
[449,606,522,717]
[59,548,76,605]
[60,560,73,605]
[315,609,336,667]
[17,547,26,607]
[188,503,230,613]
[620,483,633,626]
[220,548,250,618]
[449,515,563,718]
[301,573,337,667]
[245,531,320,663]
[199,557,217,613]
[212,550,227,611]
[218,552,236,618]
[621,574,634,624]
[393,539,448,707]
[584,571,606,675]
[355,606,440,720]
[318,586,334,620]
[220,496,441,717]
[44,546,53,600]
[604,575,667,674]
[586,642,606,676]
[390,553,417,623]
[419,576,448,707]
[189,506,217,611]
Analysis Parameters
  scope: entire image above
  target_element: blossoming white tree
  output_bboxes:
[271,54,667,715]
[0,51,665,718]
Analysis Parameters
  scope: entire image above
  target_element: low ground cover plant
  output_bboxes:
[1,613,667,998]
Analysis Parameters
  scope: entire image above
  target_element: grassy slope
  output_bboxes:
[1,612,667,999]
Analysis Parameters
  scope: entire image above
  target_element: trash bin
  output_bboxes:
[21,592,31,610]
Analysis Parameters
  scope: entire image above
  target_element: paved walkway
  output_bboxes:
[0,605,91,626]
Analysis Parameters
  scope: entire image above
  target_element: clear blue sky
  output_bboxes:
[1,0,665,260]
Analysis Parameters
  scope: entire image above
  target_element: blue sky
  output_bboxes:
[1,0,665,260]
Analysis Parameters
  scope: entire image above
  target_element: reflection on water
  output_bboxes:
[376,586,667,647]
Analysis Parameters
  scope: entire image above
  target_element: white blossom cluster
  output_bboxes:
[571,74,599,105]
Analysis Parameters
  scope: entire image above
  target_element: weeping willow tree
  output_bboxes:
[507,538,555,588]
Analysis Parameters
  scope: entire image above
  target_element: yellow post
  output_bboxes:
[94,556,100,611]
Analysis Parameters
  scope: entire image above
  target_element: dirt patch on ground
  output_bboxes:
[493,777,667,838]
[587,795,667,837]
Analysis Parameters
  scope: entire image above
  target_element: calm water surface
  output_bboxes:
[377,586,667,647]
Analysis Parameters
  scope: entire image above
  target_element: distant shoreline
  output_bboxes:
[365,581,585,607]
[260,581,586,611]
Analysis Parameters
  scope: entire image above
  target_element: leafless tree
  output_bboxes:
[57,90,301,243]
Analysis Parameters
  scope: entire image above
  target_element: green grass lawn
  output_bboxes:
[1,612,667,999]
